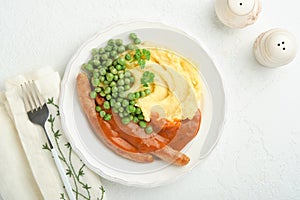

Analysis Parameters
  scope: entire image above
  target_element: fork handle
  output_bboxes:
[51,148,76,200]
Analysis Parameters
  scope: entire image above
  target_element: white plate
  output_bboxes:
[60,21,226,187]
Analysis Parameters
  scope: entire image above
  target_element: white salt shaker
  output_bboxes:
[215,0,262,28]
[254,28,297,68]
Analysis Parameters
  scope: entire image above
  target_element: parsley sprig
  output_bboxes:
[140,71,155,87]
[133,49,150,69]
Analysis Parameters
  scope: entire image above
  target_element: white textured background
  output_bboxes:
[1,0,300,200]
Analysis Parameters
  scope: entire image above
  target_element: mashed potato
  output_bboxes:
[127,48,203,121]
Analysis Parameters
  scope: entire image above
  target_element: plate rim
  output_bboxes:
[59,20,227,187]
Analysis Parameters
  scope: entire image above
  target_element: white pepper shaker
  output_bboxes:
[215,0,262,28]
[254,28,297,68]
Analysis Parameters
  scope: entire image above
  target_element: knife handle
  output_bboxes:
[51,148,76,200]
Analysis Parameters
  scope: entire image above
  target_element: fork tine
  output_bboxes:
[21,84,31,112]
[27,80,44,110]
[32,81,45,106]
[25,81,37,111]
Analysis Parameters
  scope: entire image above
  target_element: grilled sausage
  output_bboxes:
[152,145,190,166]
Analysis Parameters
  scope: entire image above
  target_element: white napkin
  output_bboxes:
[0,67,106,200]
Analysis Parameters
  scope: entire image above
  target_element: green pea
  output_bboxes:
[110,99,116,107]
[117,98,123,102]
[111,68,118,75]
[106,73,114,82]
[118,73,125,79]
[126,44,134,50]
[134,92,140,99]
[125,54,132,61]
[94,87,101,93]
[123,111,129,117]
[113,75,119,81]
[145,89,151,95]
[93,68,99,75]
[124,78,130,85]
[109,66,115,71]
[133,116,139,123]
[90,91,97,99]
[117,46,125,53]
[97,65,104,69]
[135,107,142,115]
[115,39,123,46]
[112,54,118,60]
[99,48,105,54]
[126,105,136,113]
[124,71,131,77]
[122,65,126,70]
[93,54,100,60]
[122,99,129,107]
[100,91,106,97]
[99,68,106,76]
[112,107,118,113]
[134,38,141,44]
[104,114,111,121]
[112,92,118,98]
[100,110,106,117]
[93,72,99,79]
[119,92,126,98]
[127,93,135,100]
[92,48,99,55]
[113,46,118,51]
[99,76,105,82]
[110,50,117,58]
[117,79,125,86]
[95,106,101,112]
[92,78,100,87]
[110,81,116,87]
[106,94,112,100]
[85,64,94,72]
[103,101,110,109]
[106,59,113,67]
[117,57,125,65]
[101,54,108,61]
[103,80,109,85]
[119,112,124,118]
[130,100,135,105]
[88,60,94,65]
[121,117,130,125]
[116,65,122,71]
[104,87,111,94]
[129,76,135,83]
[118,86,124,92]
[129,115,134,121]
[145,126,153,134]
[115,102,121,108]
[129,33,137,40]
[140,91,146,97]
[138,114,144,120]
[124,84,130,91]
[139,121,147,128]
[113,60,118,66]
[119,107,124,113]
[104,45,113,52]
[111,86,118,93]
[108,39,115,46]
[93,60,100,67]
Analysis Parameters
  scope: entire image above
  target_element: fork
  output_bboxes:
[21,80,75,200]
